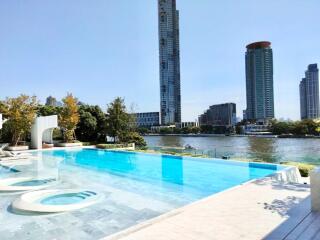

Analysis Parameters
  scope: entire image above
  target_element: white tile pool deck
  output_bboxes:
[104,177,311,240]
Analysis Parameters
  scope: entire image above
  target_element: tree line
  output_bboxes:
[0,94,146,147]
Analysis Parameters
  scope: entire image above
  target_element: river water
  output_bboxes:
[144,136,320,164]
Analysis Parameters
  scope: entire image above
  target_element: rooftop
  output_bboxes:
[246,41,271,49]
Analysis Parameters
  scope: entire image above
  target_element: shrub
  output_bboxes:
[281,162,316,177]
[119,131,146,147]
[96,143,134,149]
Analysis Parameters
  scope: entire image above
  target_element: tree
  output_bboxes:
[270,121,291,135]
[200,125,214,134]
[37,105,61,117]
[105,97,130,143]
[137,127,151,135]
[75,105,107,142]
[292,121,308,135]
[119,131,146,147]
[76,111,97,142]
[59,94,80,143]
[0,95,38,146]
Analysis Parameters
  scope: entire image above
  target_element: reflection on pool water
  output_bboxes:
[41,193,86,205]
[40,149,284,201]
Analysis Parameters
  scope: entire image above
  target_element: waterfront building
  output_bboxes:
[151,124,176,133]
[176,121,199,129]
[241,124,272,135]
[300,64,319,120]
[132,112,160,128]
[245,41,274,123]
[199,103,237,127]
[158,0,181,125]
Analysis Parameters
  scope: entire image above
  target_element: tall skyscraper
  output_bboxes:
[300,64,319,120]
[158,0,181,125]
[245,41,274,123]
[45,96,57,107]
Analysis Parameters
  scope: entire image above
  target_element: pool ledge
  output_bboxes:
[103,167,310,240]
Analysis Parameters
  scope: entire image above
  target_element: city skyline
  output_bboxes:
[0,1,319,121]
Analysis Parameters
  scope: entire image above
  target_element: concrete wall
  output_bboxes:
[311,168,320,212]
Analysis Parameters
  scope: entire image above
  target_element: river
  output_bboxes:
[144,135,320,164]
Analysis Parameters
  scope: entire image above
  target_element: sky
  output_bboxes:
[0,0,319,121]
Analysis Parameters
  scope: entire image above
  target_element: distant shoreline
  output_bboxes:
[144,134,320,139]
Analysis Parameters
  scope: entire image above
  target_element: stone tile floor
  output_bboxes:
[104,178,311,240]
[0,162,186,240]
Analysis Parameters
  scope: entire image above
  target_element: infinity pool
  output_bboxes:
[41,149,285,202]
[0,148,286,240]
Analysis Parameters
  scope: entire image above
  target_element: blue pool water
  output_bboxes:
[41,193,86,205]
[39,149,285,201]
[40,191,97,205]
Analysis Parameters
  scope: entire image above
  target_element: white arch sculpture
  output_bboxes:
[0,113,8,130]
[31,115,58,149]
[0,114,3,130]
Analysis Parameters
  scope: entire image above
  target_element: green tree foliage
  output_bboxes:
[270,121,291,135]
[105,97,130,142]
[137,127,151,135]
[159,127,174,134]
[76,105,106,142]
[200,125,214,134]
[37,105,61,116]
[270,119,320,136]
[105,97,146,146]
[0,95,38,146]
[119,131,146,147]
[181,126,200,134]
[59,94,80,143]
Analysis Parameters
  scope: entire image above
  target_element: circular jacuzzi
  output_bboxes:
[0,177,57,192]
[12,189,102,213]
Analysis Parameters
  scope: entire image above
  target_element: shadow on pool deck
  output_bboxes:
[104,178,311,240]
[262,196,315,239]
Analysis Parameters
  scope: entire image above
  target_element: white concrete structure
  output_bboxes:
[311,167,320,212]
[12,189,102,213]
[31,115,58,149]
[0,177,56,192]
[0,113,7,130]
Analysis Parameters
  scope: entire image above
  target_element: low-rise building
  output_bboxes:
[199,103,237,127]
[151,125,176,133]
[176,121,199,129]
[242,124,271,135]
